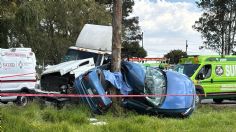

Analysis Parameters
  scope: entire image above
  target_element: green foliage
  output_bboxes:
[0,0,146,63]
[0,0,112,64]
[98,0,147,58]
[164,50,187,64]
[1,102,236,132]
[193,0,236,55]
[0,0,19,48]
[122,1,146,58]
[122,41,147,58]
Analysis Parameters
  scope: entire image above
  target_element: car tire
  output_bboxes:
[213,99,223,104]
[15,96,31,106]
[195,91,202,106]
[1,101,8,104]
[54,101,65,109]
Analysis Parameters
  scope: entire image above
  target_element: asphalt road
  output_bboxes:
[201,99,236,107]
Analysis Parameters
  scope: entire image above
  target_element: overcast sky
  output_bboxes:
[132,0,218,57]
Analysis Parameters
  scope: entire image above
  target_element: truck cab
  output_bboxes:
[174,55,236,104]
[37,24,112,104]
[62,46,110,66]
[40,47,111,93]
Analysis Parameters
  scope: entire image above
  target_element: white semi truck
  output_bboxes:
[37,24,112,104]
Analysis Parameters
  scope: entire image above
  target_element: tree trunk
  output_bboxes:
[231,10,236,53]
[110,0,123,115]
[112,0,122,72]
[221,26,225,57]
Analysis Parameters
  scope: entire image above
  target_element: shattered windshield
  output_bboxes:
[144,67,167,106]
[173,64,200,77]
[62,49,102,66]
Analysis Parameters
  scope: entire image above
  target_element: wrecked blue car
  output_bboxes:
[75,61,195,117]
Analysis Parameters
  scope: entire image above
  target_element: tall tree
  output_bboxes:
[97,0,147,58]
[164,50,187,64]
[122,41,147,58]
[0,0,19,48]
[111,0,123,114]
[6,0,111,64]
[121,1,146,58]
[111,0,122,72]
[193,0,236,55]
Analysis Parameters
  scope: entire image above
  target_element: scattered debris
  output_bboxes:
[89,118,107,126]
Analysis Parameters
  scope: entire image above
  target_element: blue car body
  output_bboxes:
[160,71,195,110]
[75,61,195,117]
[74,68,112,114]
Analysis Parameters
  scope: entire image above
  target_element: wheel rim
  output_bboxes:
[19,96,28,106]
[195,95,199,104]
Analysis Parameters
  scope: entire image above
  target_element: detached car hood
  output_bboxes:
[42,58,95,76]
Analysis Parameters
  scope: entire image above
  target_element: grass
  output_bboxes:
[0,102,236,132]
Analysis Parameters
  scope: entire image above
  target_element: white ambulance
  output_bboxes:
[0,48,37,106]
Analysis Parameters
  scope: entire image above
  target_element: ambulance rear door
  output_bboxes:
[0,48,36,92]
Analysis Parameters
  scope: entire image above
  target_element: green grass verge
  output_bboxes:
[0,102,235,132]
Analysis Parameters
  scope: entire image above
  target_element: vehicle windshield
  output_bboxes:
[144,67,167,106]
[62,49,103,66]
[173,64,200,77]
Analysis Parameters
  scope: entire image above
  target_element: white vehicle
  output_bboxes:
[38,24,112,103]
[0,48,37,105]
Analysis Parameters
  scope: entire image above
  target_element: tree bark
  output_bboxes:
[111,0,122,72]
[110,0,123,115]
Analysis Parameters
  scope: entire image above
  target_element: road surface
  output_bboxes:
[201,99,236,107]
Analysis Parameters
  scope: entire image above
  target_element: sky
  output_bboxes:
[132,0,218,57]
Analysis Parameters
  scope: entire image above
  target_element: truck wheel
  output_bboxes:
[54,101,65,109]
[195,91,202,106]
[213,99,223,104]
[36,97,47,109]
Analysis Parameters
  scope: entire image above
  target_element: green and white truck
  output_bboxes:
[174,55,236,104]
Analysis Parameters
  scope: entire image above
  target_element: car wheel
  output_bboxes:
[195,91,202,106]
[213,99,223,104]
[15,96,31,106]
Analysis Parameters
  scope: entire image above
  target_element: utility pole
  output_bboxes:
[185,40,188,53]
[111,0,122,72]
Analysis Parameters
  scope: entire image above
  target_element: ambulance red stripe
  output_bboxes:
[0,73,35,79]
[0,80,36,83]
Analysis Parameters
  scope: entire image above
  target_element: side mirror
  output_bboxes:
[197,73,204,80]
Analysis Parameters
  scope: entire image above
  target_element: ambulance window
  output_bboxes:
[173,64,199,77]
[196,64,212,80]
